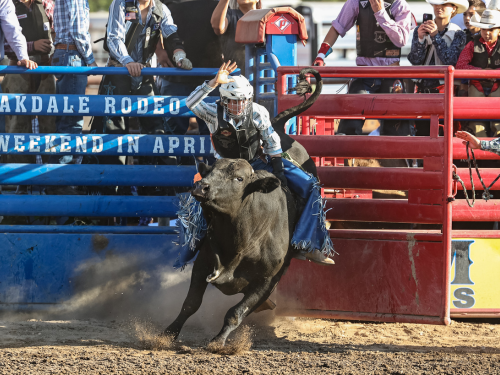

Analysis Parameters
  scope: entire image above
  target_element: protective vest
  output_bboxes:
[212,103,260,161]
[470,34,500,70]
[356,0,400,58]
[14,0,51,47]
[104,0,164,64]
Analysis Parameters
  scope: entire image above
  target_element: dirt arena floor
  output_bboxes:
[1,315,499,374]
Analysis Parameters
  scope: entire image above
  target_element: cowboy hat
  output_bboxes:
[425,0,469,14]
[470,8,500,28]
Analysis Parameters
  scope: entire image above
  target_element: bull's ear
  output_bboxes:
[245,176,280,195]
[198,162,212,178]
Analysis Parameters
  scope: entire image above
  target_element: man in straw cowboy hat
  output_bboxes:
[456,0,500,136]
[408,0,468,135]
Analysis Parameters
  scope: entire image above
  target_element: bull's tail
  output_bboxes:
[271,68,323,134]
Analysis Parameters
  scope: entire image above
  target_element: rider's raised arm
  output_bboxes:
[185,82,218,133]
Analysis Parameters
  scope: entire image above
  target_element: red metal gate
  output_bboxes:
[275,66,455,325]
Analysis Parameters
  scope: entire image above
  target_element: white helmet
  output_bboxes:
[220,76,253,119]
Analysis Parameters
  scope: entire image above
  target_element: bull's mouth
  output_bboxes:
[192,192,209,203]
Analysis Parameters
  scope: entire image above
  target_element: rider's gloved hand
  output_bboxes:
[314,42,331,67]
[173,50,193,70]
[271,156,288,188]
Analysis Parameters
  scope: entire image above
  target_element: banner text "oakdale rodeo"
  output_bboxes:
[0,94,218,117]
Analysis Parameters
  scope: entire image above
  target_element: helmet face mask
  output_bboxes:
[222,98,252,119]
[219,75,254,120]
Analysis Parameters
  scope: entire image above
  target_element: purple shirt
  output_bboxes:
[332,0,411,66]
[0,0,28,61]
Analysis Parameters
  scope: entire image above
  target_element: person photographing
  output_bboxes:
[313,0,413,136]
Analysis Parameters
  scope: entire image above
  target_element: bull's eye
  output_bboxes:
[235,177,243,182]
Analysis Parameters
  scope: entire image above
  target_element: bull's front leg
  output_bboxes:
[163,244,211,339]
[210,277,276,347]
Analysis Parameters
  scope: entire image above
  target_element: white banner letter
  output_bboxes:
[75,136,87,153]
[92,136,103,153]
[153,137,164,154]
[29,135,40,152]
[153,97,164,114]
[14,135,25,152]
[32,96,42,113]
[15,96,26,113]
[168,137,179,153]
[121,97,132,114]
[47,96,58,113]
[79,97,89,114]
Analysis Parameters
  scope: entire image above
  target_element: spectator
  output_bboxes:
[50,0,96,173]
[408,0,468,136]
[157,0,223,138]
[0,0,37,132]
[458,0,484,109]
[211,0,261,74]
[456,6,500,136]
[408,0,467,92]
[92,0,192,181]
[464,0,485,43]
[2,0,55,175]
[314,0,413,136]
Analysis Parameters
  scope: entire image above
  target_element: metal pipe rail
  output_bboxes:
[0,66,239,76]
[0,195,178,217]
[0,164,197,186]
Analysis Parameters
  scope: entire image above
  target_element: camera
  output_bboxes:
[423,13,433,22]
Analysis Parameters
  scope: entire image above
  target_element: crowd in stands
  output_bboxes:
[0,0,499,198]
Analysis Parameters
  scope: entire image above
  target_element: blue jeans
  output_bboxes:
[50,48,88,164]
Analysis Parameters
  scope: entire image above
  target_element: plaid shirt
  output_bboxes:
[186,82,283,158]
[53,0,94,64]
[5,0,54,56]
[107,0,178,66]
[482,138,500,154]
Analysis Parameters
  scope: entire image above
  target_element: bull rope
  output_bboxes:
[453,141,500,207]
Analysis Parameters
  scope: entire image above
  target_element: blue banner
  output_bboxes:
[0,94,217,117]
[0,134,214,156]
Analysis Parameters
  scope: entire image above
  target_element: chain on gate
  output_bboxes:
[452,141,500,207]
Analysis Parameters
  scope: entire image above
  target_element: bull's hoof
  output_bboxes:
[253,298,277,313]
[206,269,221,283]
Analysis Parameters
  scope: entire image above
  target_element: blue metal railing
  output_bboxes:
[0,67,221,219]
[0,66,239,76]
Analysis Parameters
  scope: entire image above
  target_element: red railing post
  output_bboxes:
[442,65,454,326]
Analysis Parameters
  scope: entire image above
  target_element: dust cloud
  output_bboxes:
[0,252,245,343]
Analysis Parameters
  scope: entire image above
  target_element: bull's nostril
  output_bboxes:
[202,185,210,193]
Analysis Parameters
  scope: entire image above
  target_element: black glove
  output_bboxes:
[271,156,288,187]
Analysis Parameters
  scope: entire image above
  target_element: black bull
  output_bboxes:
[164,159,299,346]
